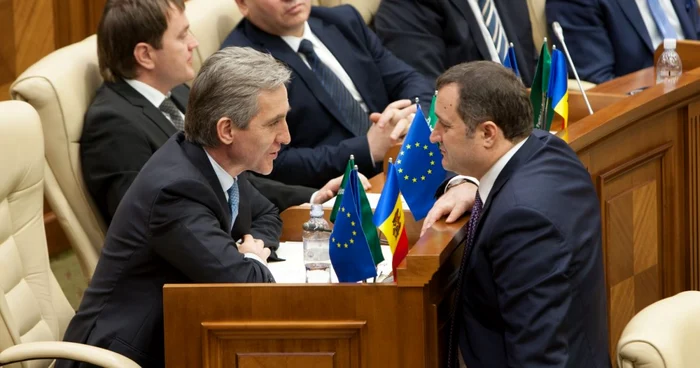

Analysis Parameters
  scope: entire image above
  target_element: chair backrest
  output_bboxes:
[10,35,105,279]
[185,0,241,75]
[526,0,547,52]
[314,0,381,24]
[0,101,76,368]
[617,291,700,367]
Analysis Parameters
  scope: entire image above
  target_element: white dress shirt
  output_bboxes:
[635,0,686,50]
[478,137,528,204]
[281,22,369,113]
[124,79,185,126]
[204,151,268,267]
[466,0,507,63]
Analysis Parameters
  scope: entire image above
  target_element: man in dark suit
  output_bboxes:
[373,0,536,87]
[57,46,294,368]
[81,0,348,225]
[547,0,700,84]
[221,0,433,188]
[430,61,610,367]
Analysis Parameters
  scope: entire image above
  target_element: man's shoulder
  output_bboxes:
[310,4,364,27]
[82,83,144,136]
[221,19,258,48]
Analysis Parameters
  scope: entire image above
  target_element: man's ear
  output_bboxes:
[481,121,498,149]
[216,117,235,145]
[235,0,250,17]
[133,42,156,72]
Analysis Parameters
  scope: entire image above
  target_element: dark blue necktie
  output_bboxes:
[297,39,371,137]
[446,191,484,368]
[477,0,509,62]
[227,181,239,230]
[647,0,678,40]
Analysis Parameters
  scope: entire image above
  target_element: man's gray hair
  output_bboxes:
[184,47,291,147]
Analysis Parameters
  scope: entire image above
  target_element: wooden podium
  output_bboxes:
[164,44,700,367]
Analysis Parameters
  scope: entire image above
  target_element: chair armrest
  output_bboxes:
[0,341,140,368]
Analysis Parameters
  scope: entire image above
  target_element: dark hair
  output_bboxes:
[436,61,533,141]
[97,0,186,82]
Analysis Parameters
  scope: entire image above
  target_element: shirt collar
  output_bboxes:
[124,79,171,109]
[204,150,236,198]
[280,22,314,52]
[478,137,528,204]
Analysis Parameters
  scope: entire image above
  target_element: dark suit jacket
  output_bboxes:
[57,133,277,368]
[457,130,610,367]
[547,0,700,84]
[221,5,433,188]
[80,80,315,223]
[374,0,536,87]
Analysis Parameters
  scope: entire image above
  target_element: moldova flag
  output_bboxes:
[373,162,409,278]
[546,48,569,132]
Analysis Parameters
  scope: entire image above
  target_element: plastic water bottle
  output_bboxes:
[302,204,331,283]
[656,38,682,84]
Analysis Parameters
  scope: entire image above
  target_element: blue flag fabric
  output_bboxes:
[394,105,447,220]
[503,45,520,78]
[329,169,377,282]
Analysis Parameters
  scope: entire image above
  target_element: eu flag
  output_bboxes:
[503,43,521,79]
[394,105,447,220]
[329,168,377,282]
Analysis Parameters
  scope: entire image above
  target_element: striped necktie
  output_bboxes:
[446,191,483,368]
[646,0,678,40]
[477,0,509,63]
[298,39,371,137]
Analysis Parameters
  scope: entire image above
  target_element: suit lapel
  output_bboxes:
[109,80,178,138]
[671,0,696,40]
[616,0,654,53]
[178,133,231,230]
[242,21,351,134]
[449,0,495,62]
[462,132,543,272]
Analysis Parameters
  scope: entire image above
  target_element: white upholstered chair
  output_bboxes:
[617,291,700,367]
[0,100,138,368]
[10,36,105,279]
[185,0,241,75]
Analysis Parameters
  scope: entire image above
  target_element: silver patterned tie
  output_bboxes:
[159,97,185,131]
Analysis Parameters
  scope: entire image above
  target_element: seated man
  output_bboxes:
[81,0,348,225]
[431,61,610,367]
[547,0,700,84]
[373,0,536,86]
[222,0,434,188]
[57,47,291,368]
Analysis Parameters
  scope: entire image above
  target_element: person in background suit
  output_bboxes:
[81,0,355,225]
[373,0,537,87]
[221,0,434,188]
[57,47,293,368]
[430,61,610,367]
[547,0,700,84]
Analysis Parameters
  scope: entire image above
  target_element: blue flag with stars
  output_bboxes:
[394,105,447,220]
[329,168,377,282]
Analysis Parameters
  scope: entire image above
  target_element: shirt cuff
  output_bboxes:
[244,253,268,267]
[309,190,319,204]
[444,175,479,193]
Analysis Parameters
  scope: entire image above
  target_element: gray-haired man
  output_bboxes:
[57,47,290,368]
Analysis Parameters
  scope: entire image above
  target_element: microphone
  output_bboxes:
[552,21,594,116]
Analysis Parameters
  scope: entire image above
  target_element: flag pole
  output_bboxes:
[552,21,593,115]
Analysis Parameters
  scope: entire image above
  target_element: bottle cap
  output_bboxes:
[664,38,676,50]
[310,203,324,217]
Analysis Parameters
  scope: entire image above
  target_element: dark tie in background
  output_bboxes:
[298,39,371,137]
[478,0,509,63]
[159,97,185,131]
[647,0,678,40]
[446,191,484,368]
[227,181,239,230]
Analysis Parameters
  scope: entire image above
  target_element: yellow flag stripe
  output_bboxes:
[377,198,405,254]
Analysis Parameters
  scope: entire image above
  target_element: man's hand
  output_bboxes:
[312,173,372,204]
[238,234,271,263]
[367,99,416,162]
[420,182,478,237]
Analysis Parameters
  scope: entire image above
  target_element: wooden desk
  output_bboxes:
[163,65,700,368]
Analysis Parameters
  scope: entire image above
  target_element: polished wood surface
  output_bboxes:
[589,68,655,95]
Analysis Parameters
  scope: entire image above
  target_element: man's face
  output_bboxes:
[430,83,482,177]
[231,85,292,175]
[236,0,311,36]
[151,6,199,87]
